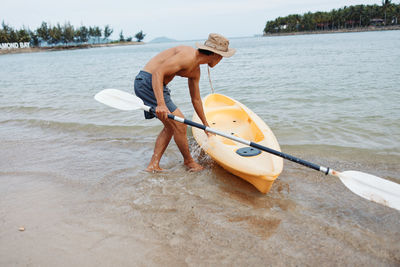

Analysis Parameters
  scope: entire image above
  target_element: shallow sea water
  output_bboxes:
[0,31,399,266]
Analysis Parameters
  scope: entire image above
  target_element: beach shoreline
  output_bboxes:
[0,41,144,55]
[263,25,400,37]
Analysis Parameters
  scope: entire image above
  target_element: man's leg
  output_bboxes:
[146,122,173,172]
[146,108,203,172]
[169,108,203,172]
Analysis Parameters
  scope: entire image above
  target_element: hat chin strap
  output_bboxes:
[207,65,215,94]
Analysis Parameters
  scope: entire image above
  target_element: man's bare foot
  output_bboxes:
[184,160,204,172]
[145,164,165,173]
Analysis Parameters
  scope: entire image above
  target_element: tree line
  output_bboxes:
[0,21,146,46]
[264,1,400,34]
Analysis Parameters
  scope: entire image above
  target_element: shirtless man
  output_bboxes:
[134,33,236,172]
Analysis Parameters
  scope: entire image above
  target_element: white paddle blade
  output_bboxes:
[94,89,147,111]
[338,171,400,211]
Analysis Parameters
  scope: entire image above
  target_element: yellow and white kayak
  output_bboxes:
[192,93,283,193]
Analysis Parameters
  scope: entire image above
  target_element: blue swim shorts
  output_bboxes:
[134,70,177,119]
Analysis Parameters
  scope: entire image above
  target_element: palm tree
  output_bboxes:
[331,9,338,30]
[382,0,392,25]
[36,22,50,43]
[354,5,363,27]
[395,4,400,24]
[119,30,125,42]
[135,30,146,42]
[62,22,75,44]
[348,6,356,28]
[89,27,96,43]
[93,26,102,43]
[302,12,314,31]
[76,26,89,43]
[1,21,12,42]
[104,25,113,41]
[49,24,62,44]
[16,28,31,42]
[29,30,39,46]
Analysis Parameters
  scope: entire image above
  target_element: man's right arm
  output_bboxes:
[151,53,190,121]
[151,71,169,121]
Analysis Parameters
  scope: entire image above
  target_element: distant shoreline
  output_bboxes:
[0,41,144,55]
[263,25,400,37]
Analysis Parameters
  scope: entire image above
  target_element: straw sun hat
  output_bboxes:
[196,33,236,58]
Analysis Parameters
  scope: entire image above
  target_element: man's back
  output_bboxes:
[143,46,199,85]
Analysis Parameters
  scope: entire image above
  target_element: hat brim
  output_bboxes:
[196,43,236,58]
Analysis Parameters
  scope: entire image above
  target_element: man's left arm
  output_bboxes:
[188,77,211,133]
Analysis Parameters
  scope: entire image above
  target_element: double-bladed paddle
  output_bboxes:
[94,89,400,212]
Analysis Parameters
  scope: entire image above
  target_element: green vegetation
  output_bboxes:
[0,21,146,46]
[264,2,400,34]
[0,22,31,44]
[135,30,146,42]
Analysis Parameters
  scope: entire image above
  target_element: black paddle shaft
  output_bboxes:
[147,107,329,175]
[249,142,322,172]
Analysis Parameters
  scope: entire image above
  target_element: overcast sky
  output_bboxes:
[1,0,394,41]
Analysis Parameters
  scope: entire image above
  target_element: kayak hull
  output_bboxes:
[212,158,280,193]
[192,94,283,193]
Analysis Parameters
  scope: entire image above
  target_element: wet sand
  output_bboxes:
[1,137,399,266]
